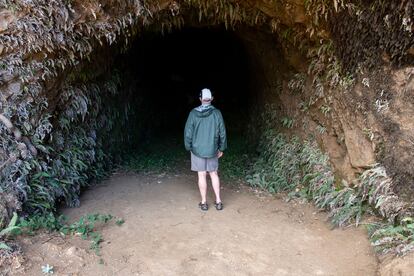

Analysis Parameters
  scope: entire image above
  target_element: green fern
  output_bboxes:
[0,212,20,251]
[0,212,20,237]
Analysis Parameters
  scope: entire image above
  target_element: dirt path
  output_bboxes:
[14,170,378,275]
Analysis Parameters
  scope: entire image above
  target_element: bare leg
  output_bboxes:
[209,171,221,203]
[197,171,208,203]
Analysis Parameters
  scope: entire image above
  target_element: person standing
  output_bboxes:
[184,88,227,211]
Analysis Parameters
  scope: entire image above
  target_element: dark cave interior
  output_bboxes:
[117,27,253,136]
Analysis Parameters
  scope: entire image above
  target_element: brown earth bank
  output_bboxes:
[7,170,379,276]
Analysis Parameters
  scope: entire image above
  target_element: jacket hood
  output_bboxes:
[193,104,215,118]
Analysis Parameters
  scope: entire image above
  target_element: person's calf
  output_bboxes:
[209,171,222,204]
[197,171,208,204]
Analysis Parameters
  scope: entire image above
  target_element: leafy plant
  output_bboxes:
[363,128,374,141]
[17,213,66,235]
[288,73,306,94]
[59,213,113,255]
[0,212,20,250]
[316,125,326,134]
[122,136,187,173]
[320,105,331,116]
[369,217,414,255]
[248,130,365,227]
[0,212,19,237]
[248,116,412,254]
[281,117,294,129]
[115,218,125,226]
[219,135,251,181]
[18,212,122,256]
[304,0,344,36]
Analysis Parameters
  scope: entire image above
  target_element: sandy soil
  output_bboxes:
[10,170,378,276]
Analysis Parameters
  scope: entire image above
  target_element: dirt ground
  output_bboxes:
[9,169,377,275]
[8,169,379,276]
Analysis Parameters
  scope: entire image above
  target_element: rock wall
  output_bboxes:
[233,1,414,202]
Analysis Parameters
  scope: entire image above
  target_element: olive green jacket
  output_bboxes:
[184,105,227,158]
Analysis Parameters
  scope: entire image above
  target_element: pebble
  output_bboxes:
[211,251,224,257]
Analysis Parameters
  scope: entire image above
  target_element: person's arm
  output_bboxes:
[184,112,194,151]
[217,111,227,155]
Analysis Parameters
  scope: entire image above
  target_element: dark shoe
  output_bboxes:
[199,202,208,211]
[214,201,223,211]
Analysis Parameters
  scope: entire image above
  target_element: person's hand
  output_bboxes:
[217,151,224,158]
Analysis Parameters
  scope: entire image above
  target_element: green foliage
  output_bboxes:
[60,214,113,237]
[60,213,113,255]
[320,105,331,116]
[280,117,294,129]
[17,213,66,234]
[247,129,368,227]
[219,135,251,181]
[316,125,326,134]
[0,243,11,250]
[0,212,19,237]
[330,0,414,71]
[305,37,355,90]
[321,187,368,227]
[89,232,104,254]
[0,212,20,251]
[123,132,251,182]
[368,217,414,255]
[358,165,407,223]
[75,214,111,255]
[18,213,120,256]
[288,73,306,94]
[123,136,187,173]
[0,67,145,216]
[304,0,344,35]
[181,0,267,30]
[143,0,270,34]
[0,0,147,218]
[247,132,302,193]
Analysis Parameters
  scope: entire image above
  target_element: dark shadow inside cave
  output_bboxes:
[116,27,252,142]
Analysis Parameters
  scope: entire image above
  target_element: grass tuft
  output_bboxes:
[17,212,123,256]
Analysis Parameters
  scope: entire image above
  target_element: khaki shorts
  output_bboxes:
[191,152,219,172]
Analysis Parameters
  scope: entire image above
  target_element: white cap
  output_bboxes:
[201,88,212,100]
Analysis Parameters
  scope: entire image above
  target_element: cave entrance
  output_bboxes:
[117,26,253,142]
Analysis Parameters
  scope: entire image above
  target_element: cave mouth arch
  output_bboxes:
[19,23,285,214]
